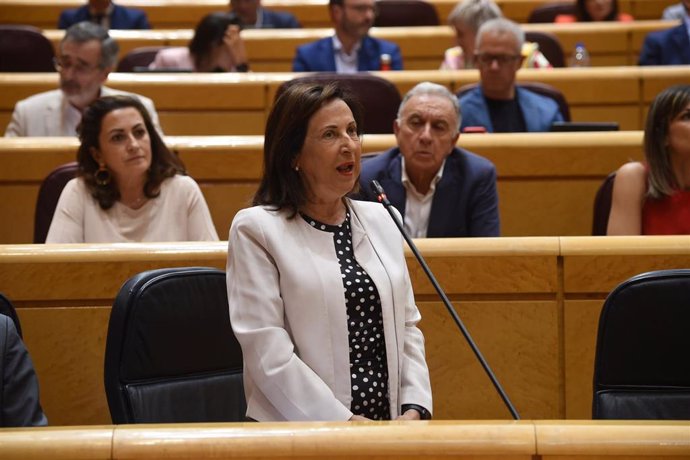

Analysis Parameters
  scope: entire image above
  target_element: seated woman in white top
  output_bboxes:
[46,95,219,243]
[149,12,249,72]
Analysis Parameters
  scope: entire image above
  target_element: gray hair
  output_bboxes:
[475,17,524,54]
[397,82,461,132]
[61,21,119,69]
[447,0,502,31]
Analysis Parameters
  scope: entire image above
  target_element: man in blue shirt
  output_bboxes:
[229,0,301,28]
[640,0,690,65]
[58,0,150,30]
[292,0,402,72]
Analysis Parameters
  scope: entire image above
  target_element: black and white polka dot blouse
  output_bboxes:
[301,210,391,420]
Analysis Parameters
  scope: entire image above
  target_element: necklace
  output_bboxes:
[124,195,148,209]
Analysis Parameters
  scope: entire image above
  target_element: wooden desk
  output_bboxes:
[2,237,690,426]
[39,21,676,71]
[0,132,644,244]
[3,66,689,136]
[0,0,677,29]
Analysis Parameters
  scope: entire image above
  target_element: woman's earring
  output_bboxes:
[95,163,111,186]
[294,165,300,172]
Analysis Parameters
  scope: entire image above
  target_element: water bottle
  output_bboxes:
[570,42,590,67]
[379,53,392,71]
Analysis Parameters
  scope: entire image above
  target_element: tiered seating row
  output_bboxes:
[1,420,689,459]
[0,0,678,28]
[3,236,690,425]
[38,21,678,70]
[0,132,644,244]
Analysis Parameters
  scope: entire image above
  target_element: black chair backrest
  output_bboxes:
[593,269,690,420]
[525,30,565,68]
[116,46,166,72]
[0,25,55,72]
[34,162,78,244]
[592,172,616,235]
[104,267,246,424]
[0,293,22,339]
[374,0,440,26]
[457,81,571,122]
[527,2,576,22]
[276,73,402,134]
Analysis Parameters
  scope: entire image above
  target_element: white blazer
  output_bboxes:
[4,87,161,137]
[227,199,432,421]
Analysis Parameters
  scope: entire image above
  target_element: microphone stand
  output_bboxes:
[370,180,520,420]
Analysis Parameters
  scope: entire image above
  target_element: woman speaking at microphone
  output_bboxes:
[226,82,432,422]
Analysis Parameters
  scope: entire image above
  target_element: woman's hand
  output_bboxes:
[396,409,421,420]
[349,414,369,421]
[223,24,248,71]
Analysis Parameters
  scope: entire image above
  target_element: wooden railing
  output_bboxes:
[3,236,690,425]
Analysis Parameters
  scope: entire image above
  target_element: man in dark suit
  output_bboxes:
[639,4,690,66]
[358,82,500,237]
[292,0,402,72]
[229,0,301,28]
[58,0,150,30]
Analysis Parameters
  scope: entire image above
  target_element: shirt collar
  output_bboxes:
[400,156,446,197]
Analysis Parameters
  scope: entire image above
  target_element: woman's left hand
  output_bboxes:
[223,24,248,70]
[396,409,421,420]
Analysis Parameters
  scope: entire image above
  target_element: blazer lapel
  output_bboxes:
[672,24,690,64]
[357,36,378,71]
[380,154,407,218]
[427,158,460,237]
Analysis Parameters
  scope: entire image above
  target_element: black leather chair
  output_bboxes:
[525,31,565,68]
[374,0,440,26]
[0,293,22,339]
[593,269,690,420]
[527,2,576,22]
[116,46,166,72]
[457,81,571,122]
[591,172,616,235]
[104,267,246,423]
[34,162,78,244]
[276,73,402,134]
[0,25,55,72]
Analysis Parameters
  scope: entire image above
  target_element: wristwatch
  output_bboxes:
[401,404,431,420]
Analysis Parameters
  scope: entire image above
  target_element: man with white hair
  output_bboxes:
[358,82,499,237]
[458,18,563,132]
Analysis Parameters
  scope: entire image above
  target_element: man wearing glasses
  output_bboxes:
[292,0,402,72]
[5,22,161,137]
[458,18,563,133]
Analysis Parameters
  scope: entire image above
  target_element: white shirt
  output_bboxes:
[332,35,361,74]
[61,98,82,137]
[401,157,446,238]
[46,175,219,243]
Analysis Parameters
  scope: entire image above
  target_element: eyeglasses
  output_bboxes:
[53,57,101,75]
[475,53,522,66]
[344,3,379,15]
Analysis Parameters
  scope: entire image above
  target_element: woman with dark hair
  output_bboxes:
[149,12,249,72]
[46,95,218,242]
[227,82,432,422]
[556,0,633,22]
[608,85,690,235]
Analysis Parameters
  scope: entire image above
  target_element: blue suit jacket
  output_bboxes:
[638,22,690,65]
[458,86,563,133]
[292,36,403,72]
[357,147,500,237]
[58,3,150,29]
[260,8,301,28]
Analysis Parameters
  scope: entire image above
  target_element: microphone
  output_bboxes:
[370,180,520,420]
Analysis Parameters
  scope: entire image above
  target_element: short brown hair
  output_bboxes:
[645,85,690,198]
[76,95,185,209]
[254,82,363,217]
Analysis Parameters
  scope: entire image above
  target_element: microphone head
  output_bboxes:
[370,179,384,196]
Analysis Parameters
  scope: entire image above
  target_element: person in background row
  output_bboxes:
[58,0,150,30]
[292,0,402,72]
[0,314,48,427]
[46,96,218,243]
[227,82,432,421]
[5,22,161,137]
[441,0,551,70]
[555,0,633,22]
[608,85,690,235]
[149,13,249,72]
[358,82,500,237]
[662,1,689,20]
[639,0,690,65]
[458,18,564,133]
[229,0,301,28]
